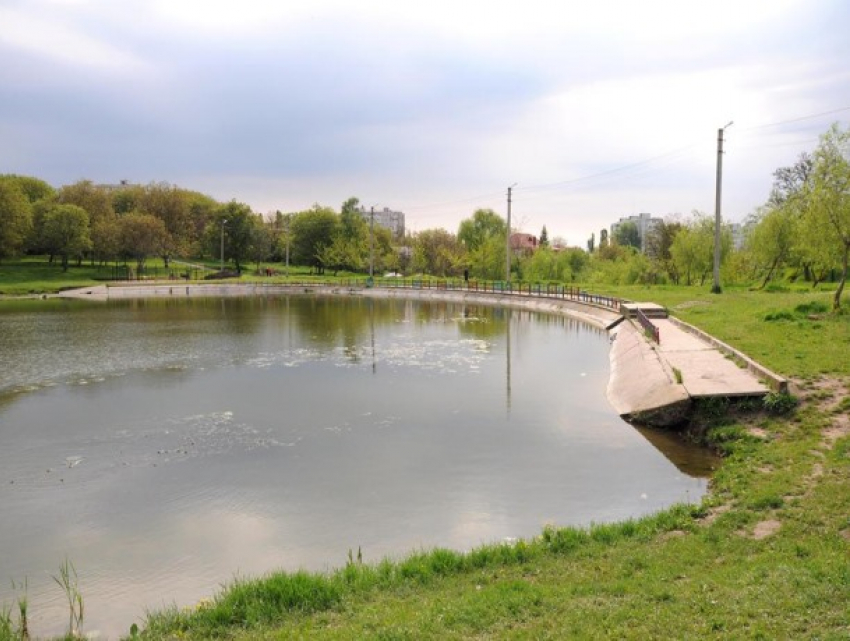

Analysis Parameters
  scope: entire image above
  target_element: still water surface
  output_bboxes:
[0,296,714,638]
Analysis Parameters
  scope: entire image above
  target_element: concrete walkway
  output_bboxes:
[607,316,783,425]
[653,318,771,398]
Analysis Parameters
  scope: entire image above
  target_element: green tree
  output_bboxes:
[669,212,729,286]
[250,221,275,272]
[469,235,504,280]
[539,225,549,248]
[137,183,193,266]
[803,123,850,309]
[0,179,33,262]
[290,205,338,273]
[458,209,506,278]
[458,209,506,251]
[0,174,55,204]
[58,180,114,226]
[613,221,641,250]
[42,204,92,271]
[59,180,117,262]
[644,218,682,283]
[747,204,796,288]
[412,228,465,277]
[209,201,260,273]
[119,213,169,273]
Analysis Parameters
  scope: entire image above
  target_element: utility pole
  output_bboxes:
[369,205,375,281]
[220,218,227,271]
[712,121,733,294]
[505,183,516,284]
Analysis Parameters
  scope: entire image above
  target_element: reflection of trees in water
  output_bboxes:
[288,296,403,363]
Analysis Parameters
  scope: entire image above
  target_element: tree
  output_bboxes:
[208,201,259,273]
[119,213,169,273]
[539,225,549,248]
[137,183,193,265]
[469,234,504,280]
[411,229,465,277]
[42,204,92,271]
[58,180,114,227]
[587,232,595,253]
[458,209,506,278]
[290,205,338,273]
[613,221,641,250]
[669,212,730,286]
[250,222,275,272]
[803,123,850,309]
[0,179,33,262]
[0,174,55,204]
[340,197,366,236]
[59,180,117,262]
[644,218,683,283]
[747,204,796,288]
[458,209,506,251]
[769,152,813,207]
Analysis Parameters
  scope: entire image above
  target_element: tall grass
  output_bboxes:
[139,505,702,639]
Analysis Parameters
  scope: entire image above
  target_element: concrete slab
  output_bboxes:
[653,319,770,398]
[621,302,668,318]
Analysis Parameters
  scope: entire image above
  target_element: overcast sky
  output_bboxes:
[2,0,849,245]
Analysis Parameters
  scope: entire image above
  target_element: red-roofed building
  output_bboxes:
[510,233,538,255]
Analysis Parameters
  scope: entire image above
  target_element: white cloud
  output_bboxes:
[0,5,150,73]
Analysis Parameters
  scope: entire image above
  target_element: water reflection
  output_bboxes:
[0,296,714,639]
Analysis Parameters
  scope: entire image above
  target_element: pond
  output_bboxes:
[0,295,715,638]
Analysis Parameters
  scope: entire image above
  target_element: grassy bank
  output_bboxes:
[130,286,850,640]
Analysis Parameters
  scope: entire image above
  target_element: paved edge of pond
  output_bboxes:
[54,283,782,427]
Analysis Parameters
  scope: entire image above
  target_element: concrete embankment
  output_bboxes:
[56,283,778,426]
[606,321,692,426]
[57,282,624,331]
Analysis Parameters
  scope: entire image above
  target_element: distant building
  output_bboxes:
[610,212,663,252]
[95,179,137,192]
[729,221,750,251]
[359,206,405,238]
[510,232,538,255]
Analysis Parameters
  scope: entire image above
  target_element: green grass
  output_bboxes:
[588,283,850,378]
[0,258,114,295]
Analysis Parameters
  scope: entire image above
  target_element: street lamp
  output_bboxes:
[220,219,227,272]
[712,121,733,294]
[369,205,375,281]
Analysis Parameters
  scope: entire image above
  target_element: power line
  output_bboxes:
[740,105,850,132]
[403,105,850,216]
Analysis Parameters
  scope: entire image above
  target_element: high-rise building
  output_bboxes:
[610,212,663,251]
[358,206,405,238]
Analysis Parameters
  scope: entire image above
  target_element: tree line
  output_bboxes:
[0,124,847,307]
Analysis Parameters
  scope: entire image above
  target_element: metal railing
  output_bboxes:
[245,278,625,311]
[636,308,661,343]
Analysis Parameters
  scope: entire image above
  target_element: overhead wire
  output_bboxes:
[401,105,850,218]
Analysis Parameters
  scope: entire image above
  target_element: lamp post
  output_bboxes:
[712,121,733,294]
[220,218,227,272]
[369,205,375,281]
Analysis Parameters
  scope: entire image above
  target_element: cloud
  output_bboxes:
[0,0,849,244]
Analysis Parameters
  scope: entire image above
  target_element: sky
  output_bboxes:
[2,0,849,247]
